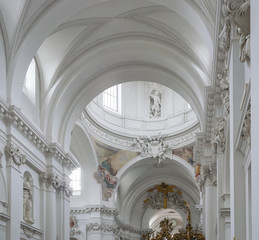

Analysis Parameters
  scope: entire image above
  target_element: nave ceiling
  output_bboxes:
[0,0,218,230]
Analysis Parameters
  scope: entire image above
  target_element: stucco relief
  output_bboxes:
[211,119,225,153]
[150,89,162,118]
[70,215,81,239]
[5,143,26,166]
[218,69,230,117]
[40,172,72,197]
[202,162,217,187]
[86,222,130,240]
[133,135,173,167]
[242,103,251,145]
[143,183,188,213]
[235,0,250,62]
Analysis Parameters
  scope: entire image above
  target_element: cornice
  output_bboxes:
[20,221,43,238]
[80,110,199,151]
[0,98,79,170]
[70,205,118,215]
[40,172,72,197]
[70,205,150,235]
[0,212,10,222]
[219,207,230,218]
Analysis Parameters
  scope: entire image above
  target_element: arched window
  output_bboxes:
[102,85,121,113]
[23,58,36,104]
[70,168,81,196]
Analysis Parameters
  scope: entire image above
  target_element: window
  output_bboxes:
[70,168,81,195]
[102,85,121,113]
[23,58,36,104]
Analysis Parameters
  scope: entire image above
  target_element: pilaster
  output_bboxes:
[229,36,246,240]
[251,1,259,239]
[5,143,24,240]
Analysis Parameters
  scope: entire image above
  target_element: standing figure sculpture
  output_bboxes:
[23,175,34,224]
[150,89,161,118]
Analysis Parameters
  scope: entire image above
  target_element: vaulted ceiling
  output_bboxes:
[0,0,218,228]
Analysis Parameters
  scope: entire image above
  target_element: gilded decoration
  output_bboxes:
[143,183,188,212]
[142,208,205,240]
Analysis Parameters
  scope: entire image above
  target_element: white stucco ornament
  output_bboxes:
[133,134,173,167]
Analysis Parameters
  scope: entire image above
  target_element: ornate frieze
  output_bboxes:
[40,172,72,197]
[81,111,199,151]
[86,222,130,240]
[211,119,226,154]
[71,205,118,215]
[0,100,79,170]
[86,221,142,240]
[71,206,149,236]
[133,135,173,167]
[5,143,26,166]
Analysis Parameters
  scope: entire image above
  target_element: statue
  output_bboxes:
[150,89,161,118]
[23,175,34,224]
[235,0,250,62]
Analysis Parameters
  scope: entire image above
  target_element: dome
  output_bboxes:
[86,81,199,139]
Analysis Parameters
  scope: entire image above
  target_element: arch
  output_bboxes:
[113,154,199,224]
[7,0,212,109]
[70,122,102,205]
[116,154,195,184]
[41,35,207,150]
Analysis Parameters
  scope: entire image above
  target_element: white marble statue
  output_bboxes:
[235,0,250,62]
[150,89,161,118]
[23,176,34,224]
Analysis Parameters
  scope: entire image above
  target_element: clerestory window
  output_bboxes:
[23,58,36,104]
[102,85,121,113]
[70,168,81,196]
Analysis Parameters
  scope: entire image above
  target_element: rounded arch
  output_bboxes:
[112,154,199,224]
[7,0,213,109]
[116,154,195,184]
[41,34,207,150]
[62,65,204,151]
[70,122,102,205]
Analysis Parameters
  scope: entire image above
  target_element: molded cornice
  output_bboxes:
[0,98,79,170]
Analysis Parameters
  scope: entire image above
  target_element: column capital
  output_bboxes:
[39,171,72,197]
